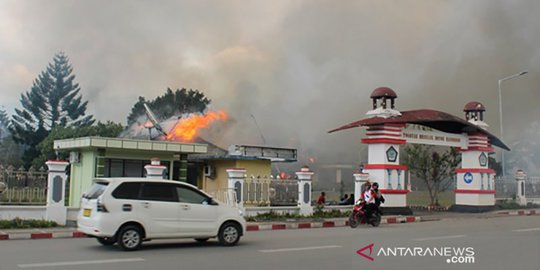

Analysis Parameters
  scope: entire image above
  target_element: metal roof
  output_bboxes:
[54,136,208,153]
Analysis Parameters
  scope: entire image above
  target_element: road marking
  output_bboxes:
[512,227,540,232]
[413,235,466,241]
[18,258,145,268]
[259,245,342,253]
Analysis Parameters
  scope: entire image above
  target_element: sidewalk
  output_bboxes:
[0,209,537,241]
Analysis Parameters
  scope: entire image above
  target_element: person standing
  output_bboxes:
[317,191,326,205]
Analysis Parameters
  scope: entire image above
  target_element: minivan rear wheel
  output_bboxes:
[117,225,143,251]
[218,222,240,246]
[97,237,116,246]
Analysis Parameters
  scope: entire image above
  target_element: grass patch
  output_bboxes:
[0,218,58,229]
[245,208,351,222]
[407,191,454,207]
[495,200,540,209]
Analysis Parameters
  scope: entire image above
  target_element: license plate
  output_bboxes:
[83,209,91,217]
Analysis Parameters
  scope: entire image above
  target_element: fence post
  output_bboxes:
[45,160,69,225]
[515,170,527,206]
[296,166,314,216]
[226,168,246,211]
[144,158,166,179]
[353,171,369,203]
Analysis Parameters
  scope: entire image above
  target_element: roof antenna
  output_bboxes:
[250,113,267,146]
[143,103,168,139]
[250,113,280,174]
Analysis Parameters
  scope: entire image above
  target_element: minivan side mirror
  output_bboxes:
[206,198,219,206]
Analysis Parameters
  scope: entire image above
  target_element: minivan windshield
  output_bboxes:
[83,181,109,199]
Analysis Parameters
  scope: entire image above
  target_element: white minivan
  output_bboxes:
[77,178,246,251]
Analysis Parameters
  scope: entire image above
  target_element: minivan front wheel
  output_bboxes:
[218,222,241,246]
[117,225,143,251]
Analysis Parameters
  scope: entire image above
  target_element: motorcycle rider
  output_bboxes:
[372,182,385,215]
[361,182,376,220]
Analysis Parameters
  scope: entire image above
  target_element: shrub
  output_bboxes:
[0,218,58,229]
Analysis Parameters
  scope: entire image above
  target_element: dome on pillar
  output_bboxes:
[464,101,486,112]
[370,87,397,99]
[464,101,488,129]
[366,87,401,118]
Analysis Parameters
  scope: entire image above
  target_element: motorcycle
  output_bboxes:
[348,200,381,228]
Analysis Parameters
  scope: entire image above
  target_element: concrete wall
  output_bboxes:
[202,159,272,194]
[69,149,97,207]
[237,160,272,178]
[203,160,236,192]
[0,206,46,220]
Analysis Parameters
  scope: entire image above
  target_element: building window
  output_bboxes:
[102,158,170,178]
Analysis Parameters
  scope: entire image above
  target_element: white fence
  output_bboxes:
[495,176,540,200]
[0,165,48,205]
[244,176,298,206]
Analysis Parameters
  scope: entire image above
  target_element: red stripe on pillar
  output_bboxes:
[364,164,408,170]
[455,168,495,173]
[379,189,410,194]
[361,138,407,144]
[453,189,496,194]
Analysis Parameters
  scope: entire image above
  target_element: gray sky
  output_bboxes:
[1,0,539,165]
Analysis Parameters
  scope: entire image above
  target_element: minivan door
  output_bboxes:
[137,182,182,238]
[176,185,218,235]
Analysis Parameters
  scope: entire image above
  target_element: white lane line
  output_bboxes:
[413,235,466,241]
[259,245,342,253]
[512,227,540,232]
[18,258,145,268]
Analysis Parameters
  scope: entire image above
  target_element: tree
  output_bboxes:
[33,121,124,167]
[402,145,461,206]
[127,88,210,125]
[10,52,94,167]
[488,156,502,177]
[0,107,9,139]
[0,107,23,166]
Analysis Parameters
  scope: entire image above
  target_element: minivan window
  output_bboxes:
[177,186,209,204]
[112,182,142,200]
[84,182,108,199]
[140,183,178,202]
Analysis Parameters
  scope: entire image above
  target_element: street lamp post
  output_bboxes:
[498,70,528,177]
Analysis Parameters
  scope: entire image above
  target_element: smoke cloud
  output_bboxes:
[1,0,539,172]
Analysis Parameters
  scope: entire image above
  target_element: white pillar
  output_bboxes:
[515,170,527,206]
[353,171,369,203]
[226,168,246,211]
[296,166,314,216]
[145,158,166,179]
[45,160,69,226]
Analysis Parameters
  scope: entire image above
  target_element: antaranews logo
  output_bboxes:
[356,243,475,264]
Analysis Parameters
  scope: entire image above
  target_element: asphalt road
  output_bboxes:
[0,215,539,270]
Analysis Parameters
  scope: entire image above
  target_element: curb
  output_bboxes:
[0,231,87,241]
[246,216,421,232]
[495,209,537,216]
[420,209,539,222]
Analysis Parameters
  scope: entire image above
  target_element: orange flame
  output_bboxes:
[166,110,228,142]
